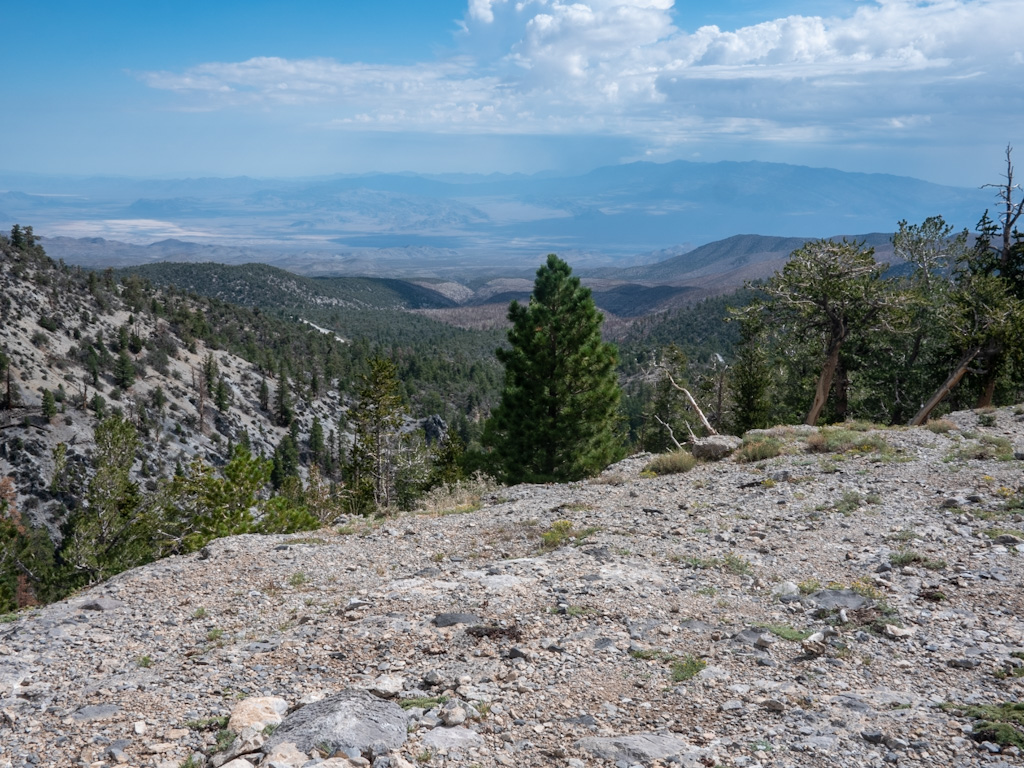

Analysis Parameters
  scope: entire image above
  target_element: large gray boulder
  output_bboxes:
[261,690,407,760]
[690,435,742,460]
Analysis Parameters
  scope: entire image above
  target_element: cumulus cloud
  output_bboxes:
[139,0,1024,148]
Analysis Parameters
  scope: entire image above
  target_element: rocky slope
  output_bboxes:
[0,241,349,535]
[2,407,1023,768]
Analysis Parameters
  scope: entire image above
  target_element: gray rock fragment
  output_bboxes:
[78,597,125,611]
[431,613,481,627]
[577,733,709,765]
[421,725,483,750]
[802,589,870,612]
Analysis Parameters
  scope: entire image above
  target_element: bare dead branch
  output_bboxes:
[651,413,684,450]
[663,370,718,435]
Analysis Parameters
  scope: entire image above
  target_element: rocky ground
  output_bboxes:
[2,406,1024,768]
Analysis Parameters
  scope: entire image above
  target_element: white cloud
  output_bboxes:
[139,0,1024,150]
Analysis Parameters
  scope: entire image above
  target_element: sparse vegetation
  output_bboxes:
[671,655,707,682]
[889,550,946,570]
[399,696,449,710]
[807,428,892,457]
[539,519,599,551]
[940,701,1024,750]
[735,436,784,463]
[756,623,813,642]
[644,450,697,475]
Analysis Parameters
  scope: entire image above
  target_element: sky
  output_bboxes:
[3,0,1023,186]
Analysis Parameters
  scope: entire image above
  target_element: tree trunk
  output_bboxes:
[910,346,982,425]
[834,357,849,423]
[805,339,842,426]
[975,347,1002,408]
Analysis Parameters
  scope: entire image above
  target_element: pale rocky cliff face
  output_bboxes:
[2,407,1023,768]
[0,247,347,537]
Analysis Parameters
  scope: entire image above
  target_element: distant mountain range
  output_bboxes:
[1,160,992,276]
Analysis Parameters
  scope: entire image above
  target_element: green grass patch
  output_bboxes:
[671,655,706,682]
[722,552,752,575]
[798,579,821,595]
[629,649,675,661]
[756,623,813,642]
[399,696,449,710]
[834,490,864,515]
[215,729,236,752]
[947,435,1015,462]
[539,519,599,551]
[940,701,1024,750]
[806,427,893,456]
[735,437,783,463]
[983,528,1024,539]
[629,648,707,684]
[679,552,752,576]
[644,450,697,475]
[185,715,229,731]
[889,550,946,570]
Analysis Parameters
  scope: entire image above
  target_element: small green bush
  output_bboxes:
[947,435,1014,462]
[735,437,783,463]
[644,450,697,475]
[671,655,706,682]
[539,519,599,551]
[890,550,946,570]
[807,427,891,455]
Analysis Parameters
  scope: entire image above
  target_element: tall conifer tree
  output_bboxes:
[484,254,622,483]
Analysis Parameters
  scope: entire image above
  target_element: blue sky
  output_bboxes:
[3,0,1022,185]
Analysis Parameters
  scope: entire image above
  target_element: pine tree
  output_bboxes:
[348,356,405,510]
[214,377,230,412]
[309,415,327,470]
[270,434,300,489]
[483,254,622,483]
[41,389,57,421]
[258,378,270,411]
[114,349,135,389]
[728,314,772,433]
[275,366,294,427]
[61,415,153,584]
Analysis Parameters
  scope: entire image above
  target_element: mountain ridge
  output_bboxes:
[2,160,991,271]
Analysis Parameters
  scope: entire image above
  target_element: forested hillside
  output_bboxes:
[118,261,506,432]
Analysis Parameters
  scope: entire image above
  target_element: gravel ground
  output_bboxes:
[2,406,1024,768]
